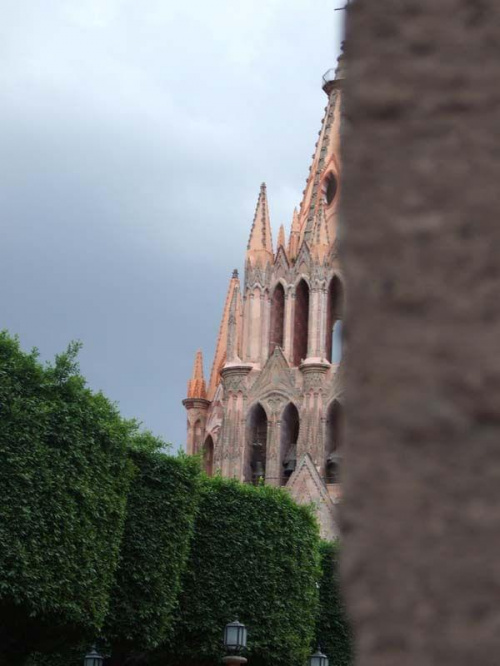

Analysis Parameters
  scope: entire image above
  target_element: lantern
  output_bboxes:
[223,619,248,653]
[84,646,104,666]
[309,647,329,666]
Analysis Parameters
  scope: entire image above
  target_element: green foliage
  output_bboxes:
[26,644,86,666]
[0,332,133,660]
[315,541,354,666]
[128,430,171,455]
[105,451,201,656]
[162,477,321,666]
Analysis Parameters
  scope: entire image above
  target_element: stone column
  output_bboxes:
[317,283,328,359]
[307,284,318,358]
[284,288,295,362]
[342,2,500,666]
[221,365,252,480]
[242,292,251,362]
[265,415,282,487]
[260,291,271,365]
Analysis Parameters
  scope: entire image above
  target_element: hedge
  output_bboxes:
[0,333,134,664]
[315,541,354,666]
[104,451,201,663]
[160,476,321,666]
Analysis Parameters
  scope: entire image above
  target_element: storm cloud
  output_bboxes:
[0,0,343,448]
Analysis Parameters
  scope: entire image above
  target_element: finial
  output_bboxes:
[232,269,239,279]
[260,182,266,191]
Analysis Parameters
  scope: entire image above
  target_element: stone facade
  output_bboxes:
[183,56,345,540]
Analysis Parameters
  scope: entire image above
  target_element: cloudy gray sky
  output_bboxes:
[1,0,343,448]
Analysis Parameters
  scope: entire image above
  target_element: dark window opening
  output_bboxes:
[325,400,343,484]
[203,436,214,477]
[326,276,344,363]
[245,404,268,484]
[293,280,310,366]
[324,173,338,206]
[269,283,285,355]
[280,403,300,485]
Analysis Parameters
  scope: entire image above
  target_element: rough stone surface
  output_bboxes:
[341,2,500,665]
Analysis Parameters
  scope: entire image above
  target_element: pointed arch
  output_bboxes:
[326,275,344,363]
[280,403,300,486]
[325,400,344,483]
[245,403,268,484]
[269,282,285,355]
[293,279,310,366]
[203,436,214,477]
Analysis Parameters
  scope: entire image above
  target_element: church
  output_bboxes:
[183,54,345,540]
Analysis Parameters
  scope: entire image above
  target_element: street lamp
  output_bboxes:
[84,646,104,666]
[224,619,248,653]
[309,647,329,666]
[223,620,248,666]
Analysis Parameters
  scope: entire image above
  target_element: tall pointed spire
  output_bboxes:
[277,225,286,253]
[187,350,207,399]
[207,269,242,399]
[226,277,241,364]
[296,49,344,253]
[246,183,274,267]
[288,208,300,261]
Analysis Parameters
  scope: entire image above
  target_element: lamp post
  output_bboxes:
[84,646,104,666]
[309,647,329,666]
[223,619,248,666]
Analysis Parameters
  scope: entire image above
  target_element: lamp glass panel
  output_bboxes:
[226,625,239,647]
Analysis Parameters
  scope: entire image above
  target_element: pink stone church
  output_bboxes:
[183,56,345,540]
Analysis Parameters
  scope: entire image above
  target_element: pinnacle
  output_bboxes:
[277,224,286,251]
[207,271,242,399]
[192,349,205,380]
[288,208,301,261]
[246,182,274,264]
[187,350,207,399]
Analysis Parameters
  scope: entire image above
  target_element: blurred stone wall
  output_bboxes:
[341,2,500,665]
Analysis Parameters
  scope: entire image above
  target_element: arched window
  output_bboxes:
[203,436,214,477]
[280,403,300,486]
[193,419,203,454]
[245,403,268,484]
[293,279,310,366]
[325,400,343,484]
[269,283,285,355]
[323,172,339,207]
[326,276,344,364]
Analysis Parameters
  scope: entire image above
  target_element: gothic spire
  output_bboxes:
[288,208,300,261]
[226,277,242,364]
[207,269,242,399]
[246,183,274,267]
[277,224,286,253]
[186,349,207,399]
[296,50,344,253]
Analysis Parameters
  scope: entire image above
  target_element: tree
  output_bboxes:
[160,477,321,666]
[315,541,354,666]
[104,451,201,665]
[0,332,134,664]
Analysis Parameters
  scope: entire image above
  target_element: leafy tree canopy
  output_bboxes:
[0,332,133,662]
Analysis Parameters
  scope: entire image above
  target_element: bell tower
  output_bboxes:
[182,50,346,540]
